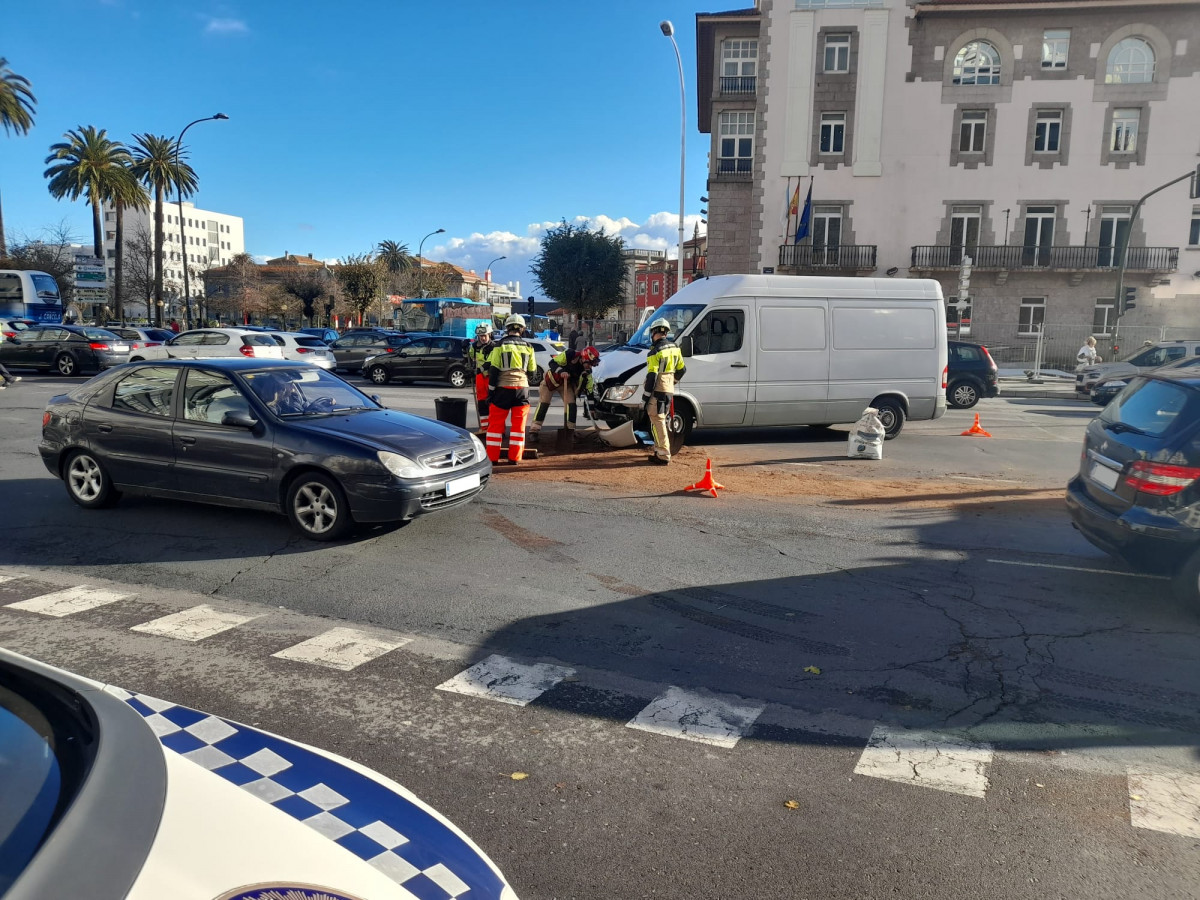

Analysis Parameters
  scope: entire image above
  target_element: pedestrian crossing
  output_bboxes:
[2,569,1198,840]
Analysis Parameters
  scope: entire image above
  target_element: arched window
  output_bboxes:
[1106,38,1155,83]
[952,41,1001,85]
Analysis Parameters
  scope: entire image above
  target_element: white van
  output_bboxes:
[591,274,947,441]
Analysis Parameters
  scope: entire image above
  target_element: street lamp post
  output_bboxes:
[485,255,506,303]
[660,20,686,291]
[417,228,445,299]
[175,113,228,330]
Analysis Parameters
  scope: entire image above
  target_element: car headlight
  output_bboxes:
[378,451,425,479]
[471,433,486,458]
[362,355,378,367]
[605,384,639,402]
[1101,380,1127,389]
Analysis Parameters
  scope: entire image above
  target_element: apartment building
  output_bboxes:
[696,0,1200,344]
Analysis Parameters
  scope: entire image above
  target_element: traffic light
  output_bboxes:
[1122,286,1137,315]
[526,296,535,317]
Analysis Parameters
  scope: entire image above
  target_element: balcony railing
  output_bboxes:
[910,244,1179,272]
[714,158,753,181]
[779,244,878,270]
[719,75,757,96]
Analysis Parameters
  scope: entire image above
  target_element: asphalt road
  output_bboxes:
[2,372,1198,900]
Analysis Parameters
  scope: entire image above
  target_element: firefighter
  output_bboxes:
[485,314,538,464]
[470,324,495,434]
[642,318,686,465]
[529,345,600,441]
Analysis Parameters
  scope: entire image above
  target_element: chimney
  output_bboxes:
[308,252,313,259]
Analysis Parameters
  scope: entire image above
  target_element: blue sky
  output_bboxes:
[1,0,712,298]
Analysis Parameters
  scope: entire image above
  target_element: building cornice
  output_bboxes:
[915,0,1199,15]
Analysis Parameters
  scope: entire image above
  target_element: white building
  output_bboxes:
[697,0,1200,363]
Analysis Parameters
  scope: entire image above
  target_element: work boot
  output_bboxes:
[648,455,669,466]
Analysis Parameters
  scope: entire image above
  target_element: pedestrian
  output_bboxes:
[567,329,579,351]
[642,317,686,465]
[573,330,587,352]
[169,318,180,333]
[0,328,20,389]
[529,345,599,441]
[470,324,495,435]
[484,314,538,465]
[1076,335,1102,369]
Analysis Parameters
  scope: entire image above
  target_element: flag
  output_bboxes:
[781,178,798,236]
[795,180,813,243]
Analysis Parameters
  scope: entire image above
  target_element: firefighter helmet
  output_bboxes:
[649,317,672,334]
[475,324,492,336]
[579,346,600,364]
[504,314,526,330]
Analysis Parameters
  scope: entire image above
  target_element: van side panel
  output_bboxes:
[750,304,830,425]
[827,305,941,423]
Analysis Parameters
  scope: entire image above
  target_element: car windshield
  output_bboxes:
[626,304,706,349]
[244,368,379,418]
[1099,377,1199,437]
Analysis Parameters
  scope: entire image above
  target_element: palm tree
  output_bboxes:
[106,165,150,324]
[0,58,37,258]
[130,133,198,326]
[376,240,414,277]
[43,126,132,260]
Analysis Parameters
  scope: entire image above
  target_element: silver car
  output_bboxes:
[266,331,337,369]
[1076,340,1200,397]
[129,327,284,362]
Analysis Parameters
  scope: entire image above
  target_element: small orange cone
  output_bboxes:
[960,413,992,437]
[684,458,726,497]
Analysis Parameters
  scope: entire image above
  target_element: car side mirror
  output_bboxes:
[370,394,382,405]
[680,335,693,357]
[222,412,258,428]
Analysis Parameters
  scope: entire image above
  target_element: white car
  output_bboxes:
[129,328,284,362]
[524,338,558,387]
[267,331,337,369]
[2,648,519,899]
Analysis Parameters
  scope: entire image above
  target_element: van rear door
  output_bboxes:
[750,302,829,425]
[678,305,751,426]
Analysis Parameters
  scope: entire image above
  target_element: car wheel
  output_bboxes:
[55,353,79,377]
[64,451,120,509]
[286,472,352,541]
[948,380,980,409]
[531,367,544,387]
[1173,549,1200,606]
[447,366,468,389]
[872,398,906,439]
[368,364,391,385]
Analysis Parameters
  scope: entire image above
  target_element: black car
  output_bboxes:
[39,359,491,540]
[946,339,999,409]
[1065,369,1200,602]
[327,331,419,372]
[0,324,131,376]
[298,326,340,343]
[361,336,472,387]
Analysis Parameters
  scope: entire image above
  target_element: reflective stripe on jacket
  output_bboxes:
[645,340,686,394]
[548,349,595,394]
[487,336,536,388]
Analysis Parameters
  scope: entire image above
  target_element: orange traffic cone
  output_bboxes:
[684,458,726,498]
[961,413,992,437]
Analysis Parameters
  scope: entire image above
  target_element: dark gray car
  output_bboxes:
[328,332,414,372]
[0,325,131,376]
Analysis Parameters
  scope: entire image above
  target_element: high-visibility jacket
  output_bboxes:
[645,339,686,394]
[487,335,537,389]
[548,349,595,394]
[470,337,493,372]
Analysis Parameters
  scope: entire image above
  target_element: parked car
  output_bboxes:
[0,324,131,376]
[1090,355,1200,406]
[1065,368,1200,602]
[525,338,558,388]
[39,359,491,540]
[1075,340,1200,398]
[361,336,472,386]
[104,325,176,352]
[328,331,417,373]
[946,339,1000,409]
[265,331,337,369]
[2,317,36,339]
[0,648,519,900]
[298,326,340,343]
[128,328,284,362]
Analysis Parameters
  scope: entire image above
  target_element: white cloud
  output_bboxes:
[203,17,249,35]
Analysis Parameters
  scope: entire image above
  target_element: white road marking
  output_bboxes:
[1128,769,1200,839]
[986,559,1169,580]
[436,654,575,706]
[131,605,260,642]
[7,586,131,617]
[272,626,410,671]
[626,686,765,749]
[854,726,993,798]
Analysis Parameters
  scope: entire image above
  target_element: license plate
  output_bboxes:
[1089,462,1120,490]
[112,343,129,351]
[445,473,481,496]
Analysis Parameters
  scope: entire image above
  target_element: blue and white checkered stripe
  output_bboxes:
[113,689,506,900]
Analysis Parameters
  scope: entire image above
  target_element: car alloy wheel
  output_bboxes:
[55,353,78,376]
[950,381,979,409]
[65,451,119,508]
[287,473,351,540]
[369,365,390,385]
[447,366,468,388]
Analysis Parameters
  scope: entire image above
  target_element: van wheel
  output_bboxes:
[668,401,695,453]
[1173,549,1200,607]
[948,380,980,409]
[873,399,906,439]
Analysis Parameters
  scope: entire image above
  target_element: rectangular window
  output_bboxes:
[717,111,755,173]
[824,34,850,73]
[721,39,757,77]
[1042,29,1069,68]
[1093,300,1116,336]
[1189,208,1199,246]
[819,112,846,154]
[1111,109,1139,153]
[959,110,987,153]
[1018,298,1046,335]
[1033,110,1062,152]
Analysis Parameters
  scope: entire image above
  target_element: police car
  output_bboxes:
[2,649,519,900]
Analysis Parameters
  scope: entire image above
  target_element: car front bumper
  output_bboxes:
[341,459,492,523]
[1064,476,1199,574]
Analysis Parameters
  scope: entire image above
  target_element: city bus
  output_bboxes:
[395,297,492,337]
[0,270,63,323]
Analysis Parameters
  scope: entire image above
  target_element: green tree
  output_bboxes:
[335,253,388,325]
[129,133,198,326]
[530,221,626,322]
[0,58,37,257]
[43,126,131,259]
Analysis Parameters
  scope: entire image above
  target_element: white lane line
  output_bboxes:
[626,686,765,749]
[436,654,575,707]
[131,605,261,642]
[272,626,411,671]
[7,587,131,617]
[1128,769,1200,839]
[854,726,993,798]
[986,559,1169,580]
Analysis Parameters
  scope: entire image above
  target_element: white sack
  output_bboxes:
[846,407,885,460]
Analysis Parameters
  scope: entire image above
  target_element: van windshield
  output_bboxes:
[628,305,705,349]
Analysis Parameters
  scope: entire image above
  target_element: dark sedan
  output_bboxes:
[327,331,417,372]
[0,324,131,376]
[361,336,472,386]
[39,359,491,540]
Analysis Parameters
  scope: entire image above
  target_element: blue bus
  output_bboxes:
[0,270,63,323]
[395,297,492,338]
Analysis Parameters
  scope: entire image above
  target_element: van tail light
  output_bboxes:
[1124,461,1200,496]
[941,365,948,389]
[89,342,110,350]
[239,344,256,357]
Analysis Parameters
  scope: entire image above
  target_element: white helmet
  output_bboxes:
[504,314,526,330]
[475,324,492,336]
[649,317,671,334]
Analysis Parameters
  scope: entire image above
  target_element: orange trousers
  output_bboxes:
[485,403,530,462]
[474,373,490,430]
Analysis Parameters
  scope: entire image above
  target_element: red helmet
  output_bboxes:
[579,346,600,364]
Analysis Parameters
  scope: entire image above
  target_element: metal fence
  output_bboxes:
[960,322,1200,373]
